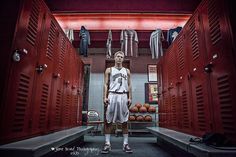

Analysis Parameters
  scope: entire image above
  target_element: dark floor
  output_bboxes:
[45,135,194,157]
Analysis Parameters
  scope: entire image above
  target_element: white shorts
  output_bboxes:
[106,93,129,123]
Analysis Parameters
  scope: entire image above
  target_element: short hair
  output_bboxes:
[114,51,124,57]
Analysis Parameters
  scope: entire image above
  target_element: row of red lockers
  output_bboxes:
[157,0,236,143]
[0,0,84,144]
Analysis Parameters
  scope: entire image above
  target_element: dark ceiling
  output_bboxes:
[45,0,201,13]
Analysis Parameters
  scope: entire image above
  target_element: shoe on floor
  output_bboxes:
[123,144,133,153]
[101,144,111,154]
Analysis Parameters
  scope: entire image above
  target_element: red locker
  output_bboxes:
[201,0,236,141]
[0,0,85,144]
[61,43,73,128]
[175,29,193,134]
[158,0,236,143]
[161,53,169,128]
[0,0,45,143]
[48,32,66,131]
[185,10,212,136]
[30,9,58,135]
[70,49,79,127]
[157,58,163,127]
[77,59,84,126]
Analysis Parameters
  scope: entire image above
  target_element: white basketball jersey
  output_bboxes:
[109,67,128,93]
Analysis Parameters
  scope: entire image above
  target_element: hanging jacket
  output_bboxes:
[167,26,182,45]
[79,26,90,57]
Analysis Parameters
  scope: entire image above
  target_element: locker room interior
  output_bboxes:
[0,0,236,157]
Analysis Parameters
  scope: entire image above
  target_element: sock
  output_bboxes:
[105,134,111,145]
[123,134,128,146]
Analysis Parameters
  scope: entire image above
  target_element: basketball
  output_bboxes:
[135,103,142,109]
[130,106,138,113]
[148,106,156,113]
[136,115,144,121]
[143,103,150,109]
[139,106,147,113]
[144,115,152,121]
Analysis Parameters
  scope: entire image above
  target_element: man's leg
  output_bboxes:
[104,121,112,145]
[122,122,133,153]
[101,121,112,154]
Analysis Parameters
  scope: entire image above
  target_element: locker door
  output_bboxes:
[167,45,178,129]
[30,11,57,135]
[162,92,169,128]
[186,11,212,136]
[70,50,79,127]
[0,0,44,143]
[78,60,85,126]
[157,57,164,127]
[175,29,193,134]
[161,53,169,128]
[61,43,72,128]
[201,0,236,141]
[176,32,189,131]
[177,78,192,134]
[157,58,163,127]
[48,31,65,131]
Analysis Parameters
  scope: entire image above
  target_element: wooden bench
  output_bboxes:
[147,127,236,157]
[0,126,93,157]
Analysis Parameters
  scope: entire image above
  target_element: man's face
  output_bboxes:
[115,53,124,64]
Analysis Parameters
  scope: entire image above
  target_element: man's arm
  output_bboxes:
[103,68,110,107]
[127,69,132,107]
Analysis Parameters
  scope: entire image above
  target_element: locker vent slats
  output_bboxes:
[168,50,176,82]
[171,95,177,127]
[39,84,49,128]
[55,90,61,126]
[12,74,30,132]
[65,94,70,123]
[26,0,40,46]
[208,0,222,45]
[182,91,190,128]
[189,19,199,61]
[217,75,235,134]
[59,36,66,71]
[164,95,169,126]
[72,96,78,124]
[46,20,56,60]
[195,85,206,131]
[177,35,184,71]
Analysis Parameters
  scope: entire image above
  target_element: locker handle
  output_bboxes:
[187,72,192,80]
[64,80,70,85]
[53,73,60,78]
[36,64,47,74]
[12,49,28,62]
[77,89,82,95]
[204,62,213,73]
[72,85,77,89]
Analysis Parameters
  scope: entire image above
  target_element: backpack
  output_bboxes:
[202,133,232,147]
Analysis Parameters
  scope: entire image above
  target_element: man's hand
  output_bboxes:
[104,98,109,107]
[127,98,132,108]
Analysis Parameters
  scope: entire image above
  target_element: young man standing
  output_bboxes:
[101,51,133,154]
